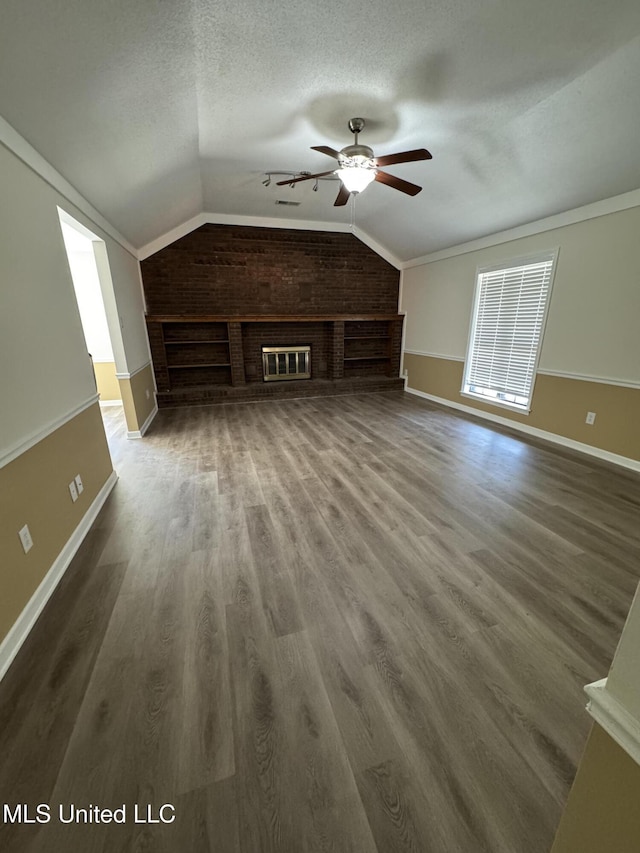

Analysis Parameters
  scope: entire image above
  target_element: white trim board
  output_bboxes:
[585,679,640,769]
[0,470,118,683]
[404,349,465,362]
[127,403,158,439]
[402,352,640,388]
[537,369,640,390]
[402,187,640,268]
[137,212,403,269]
[0,394,100,469]
[0,117,136,257]
[138,212,351,260]
[115,360,152,380]
[352,225,402,270]
[405,387,640,473]
[99,400,123,408]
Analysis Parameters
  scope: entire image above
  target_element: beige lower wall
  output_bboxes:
[93,361,121,401]
[0,402,113,644]
[403,353,640,462]
[118,363,156,432]
[551,723,640,853]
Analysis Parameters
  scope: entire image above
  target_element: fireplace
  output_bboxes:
[146,314,405,407]
[262,345,311,381]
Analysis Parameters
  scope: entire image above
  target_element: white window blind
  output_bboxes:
[462,252,556,411]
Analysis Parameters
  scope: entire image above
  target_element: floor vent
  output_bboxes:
[275,199,301,206]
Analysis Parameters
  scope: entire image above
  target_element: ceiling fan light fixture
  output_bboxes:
[337,167,375,194]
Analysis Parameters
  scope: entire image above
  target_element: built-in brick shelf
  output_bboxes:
[146,314,404,408]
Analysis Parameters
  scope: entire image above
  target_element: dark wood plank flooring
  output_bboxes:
[1,392,639,852]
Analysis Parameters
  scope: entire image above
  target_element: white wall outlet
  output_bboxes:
[585,411,596,425]
[145,388,150,399]
[403,369,408,377]
[18,524,33,554]
[75,474,84,494]
[69,480,78,502]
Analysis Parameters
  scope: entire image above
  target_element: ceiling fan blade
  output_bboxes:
[334,184,350,206]
[374,148,432,167]
[275,170,335,186]
[311,145,341,160]
[374,170,422,196]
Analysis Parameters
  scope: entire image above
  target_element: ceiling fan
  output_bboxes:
[276,117,432,206]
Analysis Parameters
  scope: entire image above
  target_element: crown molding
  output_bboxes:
[137,212,354,260]
[0,116,137,257]
[136,211,402,268]
[352,225,402,269]
[402,187,640,269]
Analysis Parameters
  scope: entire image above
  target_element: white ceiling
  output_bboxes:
[2,0,640,262]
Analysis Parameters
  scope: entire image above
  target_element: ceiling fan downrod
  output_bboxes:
[343,118,374,163]
[348,117,365,144]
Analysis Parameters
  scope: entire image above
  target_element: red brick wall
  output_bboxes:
[140,224,399,316]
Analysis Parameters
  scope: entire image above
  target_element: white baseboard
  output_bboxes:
[585,679,640,768]
[405,386,640,473]
[0,470,119,683]
[127,402,158,439]
[99,399,123,408]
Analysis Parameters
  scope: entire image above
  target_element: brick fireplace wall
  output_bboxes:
[141,224,403,405]
[140,224,400,316]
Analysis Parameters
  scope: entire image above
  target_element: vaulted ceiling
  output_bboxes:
[2,0,640,262]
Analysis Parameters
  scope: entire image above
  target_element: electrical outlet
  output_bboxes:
[75,474,84,495]
[145,388,150,400]
[18,524,33,554]
[69,480,78,502]
[403,369,408,377]
[585,411,596,425]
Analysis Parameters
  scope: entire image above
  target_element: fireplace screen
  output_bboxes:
[262,345,311,381]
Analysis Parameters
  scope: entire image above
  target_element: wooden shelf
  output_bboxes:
[168,363,231,369]
[165,339,229,345]
[344,335,391,341]
[344,356,390,362]
[147,313,402,323]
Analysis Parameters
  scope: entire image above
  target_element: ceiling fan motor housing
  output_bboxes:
[339,144,375,168]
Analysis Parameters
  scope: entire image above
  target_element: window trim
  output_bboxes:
[461,248,559,414]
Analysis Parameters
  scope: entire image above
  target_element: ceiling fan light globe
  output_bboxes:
[337,167,376,194]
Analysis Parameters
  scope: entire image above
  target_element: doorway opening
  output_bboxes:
[57,210,122,413]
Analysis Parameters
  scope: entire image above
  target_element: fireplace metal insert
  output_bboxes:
[262,345,311,381]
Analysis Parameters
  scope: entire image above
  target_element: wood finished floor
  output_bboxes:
[1,392,639,853]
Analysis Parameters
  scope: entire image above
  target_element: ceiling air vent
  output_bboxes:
[275,200,301,206]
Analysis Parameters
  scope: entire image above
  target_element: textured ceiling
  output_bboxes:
[2,0,640,261]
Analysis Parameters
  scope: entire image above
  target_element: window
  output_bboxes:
[462,251,557,412]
